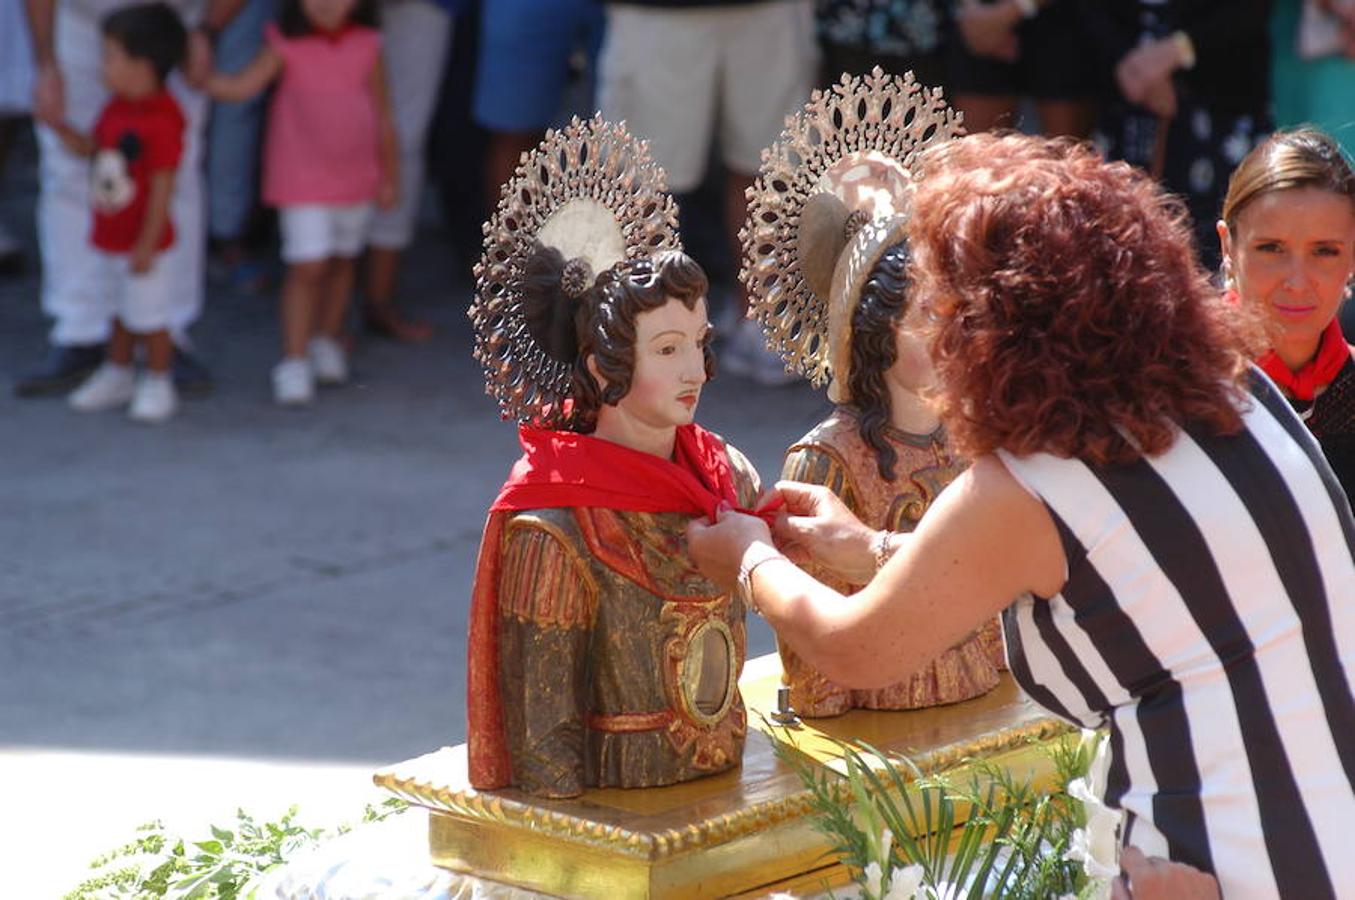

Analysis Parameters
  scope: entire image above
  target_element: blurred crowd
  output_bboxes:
[1,0,1353,419]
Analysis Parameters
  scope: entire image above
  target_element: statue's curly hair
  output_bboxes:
[571,250,714,433]
[846,241,913,481]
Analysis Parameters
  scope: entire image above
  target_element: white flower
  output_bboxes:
[882,863,925,900]
[1065,733,1123,888]
[863,861,887,900]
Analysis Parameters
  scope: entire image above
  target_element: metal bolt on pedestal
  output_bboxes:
[770,685,802,728]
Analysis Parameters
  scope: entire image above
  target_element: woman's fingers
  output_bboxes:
[773,480,834,516]
[1115,846,1221,900]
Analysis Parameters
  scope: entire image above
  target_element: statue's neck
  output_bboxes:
[887,381,939,436]
[592,409,678,460]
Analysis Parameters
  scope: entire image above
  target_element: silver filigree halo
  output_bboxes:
[470,114,681,426]
[740,68,963,386]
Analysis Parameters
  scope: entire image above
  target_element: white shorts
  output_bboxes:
[98,249,176,333]
[279,203,375,263]
[598,0,817,192]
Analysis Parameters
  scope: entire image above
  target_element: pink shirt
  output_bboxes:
[262,23,381,207]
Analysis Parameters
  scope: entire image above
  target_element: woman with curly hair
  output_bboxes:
[688,133,1355,897]
[1218,127,1355,501]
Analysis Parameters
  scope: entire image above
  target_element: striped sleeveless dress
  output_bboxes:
[996,371,1355,899]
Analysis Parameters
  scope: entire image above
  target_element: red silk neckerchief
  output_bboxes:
[1258,317,1352,402]
[467,423,780,789]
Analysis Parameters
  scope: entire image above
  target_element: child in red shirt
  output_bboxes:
[54,3,187,424]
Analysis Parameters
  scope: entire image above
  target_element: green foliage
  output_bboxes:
[64,798,409,899]
[777,731,1101,900]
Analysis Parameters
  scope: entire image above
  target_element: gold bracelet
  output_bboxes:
[871,529,896,572]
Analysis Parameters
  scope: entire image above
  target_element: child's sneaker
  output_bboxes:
[272,357,314,406]
[128,372,177,424]
[69,363,135,412]
[307,335,348,385]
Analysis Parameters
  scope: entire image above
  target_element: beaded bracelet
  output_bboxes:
[871,529,897,573]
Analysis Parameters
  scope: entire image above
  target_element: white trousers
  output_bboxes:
[37,8,206,346]
[366,0,452,250]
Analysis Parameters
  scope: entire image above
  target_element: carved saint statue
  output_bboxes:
[740,70,1004,717]
[465,118,761,797]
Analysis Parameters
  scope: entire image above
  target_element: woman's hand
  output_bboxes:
[771,481,877,584]
[1111,847,1220,900]
[686,504,773,591]
[1115,37,1186,117]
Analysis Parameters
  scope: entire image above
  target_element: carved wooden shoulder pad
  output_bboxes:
[782,442,861,515]
[500,515,599,630]
[723,441,763,509]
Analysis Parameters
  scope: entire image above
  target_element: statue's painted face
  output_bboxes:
[615,296,710,432]
[887,305,934,394]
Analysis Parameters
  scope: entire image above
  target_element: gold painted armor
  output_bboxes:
[780,409,1006,717]
[495,445,760,798]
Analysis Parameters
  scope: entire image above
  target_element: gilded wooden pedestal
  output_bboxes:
[373,654,1073,899]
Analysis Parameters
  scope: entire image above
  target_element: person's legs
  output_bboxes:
[68,256,134,411]
[164,78,208,351]
[484,131,539,211]
[0,116,26,274]
[106,318,135,367]
[280,260,325,360]
[206,0,275,284]
[475,0,603,203]
[318,256,355,340]
[365,0,452,341]
[1034,99,1095,139]
[24,9,111,396]
[953,94,1021,132]
[720,0,816,385]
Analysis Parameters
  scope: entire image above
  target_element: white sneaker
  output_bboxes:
[128,372,177,424]
[272,357,315,406]
[307,335,348,385]
[69,363,135,412]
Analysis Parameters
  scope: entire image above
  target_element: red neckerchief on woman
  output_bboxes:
[467,423,779,790]
[1258,317,1353,402]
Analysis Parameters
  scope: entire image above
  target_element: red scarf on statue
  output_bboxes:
[466,423,777,789]
[1258,318,1353,402]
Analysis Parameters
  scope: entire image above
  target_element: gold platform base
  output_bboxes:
[374,654,1072,899]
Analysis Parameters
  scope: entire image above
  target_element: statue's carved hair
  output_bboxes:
[847,241,912,481]
[572,250,713,432]
[519,243,590,367]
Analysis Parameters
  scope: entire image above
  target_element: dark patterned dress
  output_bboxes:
[1289,355,1355,505]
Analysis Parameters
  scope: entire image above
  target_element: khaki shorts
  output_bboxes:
[599,0,817,192]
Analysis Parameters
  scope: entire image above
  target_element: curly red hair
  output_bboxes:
[908,133,1252,466]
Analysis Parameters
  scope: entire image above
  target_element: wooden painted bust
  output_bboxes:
[467,248,761,798]
[778,237,1005,717]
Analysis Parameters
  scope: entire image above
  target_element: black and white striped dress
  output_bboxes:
[996,371,1355,899]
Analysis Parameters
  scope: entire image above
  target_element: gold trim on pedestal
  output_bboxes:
[374,654,1074,899]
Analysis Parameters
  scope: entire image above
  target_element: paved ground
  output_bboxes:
[0,134,831,894]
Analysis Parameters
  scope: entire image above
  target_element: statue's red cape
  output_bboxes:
[466,423,776,790]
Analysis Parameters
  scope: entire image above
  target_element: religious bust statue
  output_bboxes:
[740,69,1004,717]
[465,118,761,798]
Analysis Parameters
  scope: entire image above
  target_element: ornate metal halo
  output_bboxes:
[740,68,963,387]
[470,114,681,426]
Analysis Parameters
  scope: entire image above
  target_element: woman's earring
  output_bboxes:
[1219,258,1236,293]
